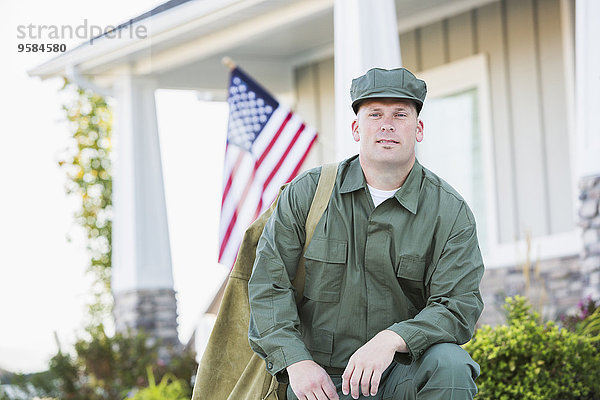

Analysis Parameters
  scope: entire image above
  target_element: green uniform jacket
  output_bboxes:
[248,155,484,381]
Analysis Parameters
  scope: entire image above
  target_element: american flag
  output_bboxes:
[218,66,318,268]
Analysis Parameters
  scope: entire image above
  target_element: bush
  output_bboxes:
[561,297,600,338]
[4,325,197,400]
[125,367,188,400]
[464,296,600,400]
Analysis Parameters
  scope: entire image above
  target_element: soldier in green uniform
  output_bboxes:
[248,67,484,400]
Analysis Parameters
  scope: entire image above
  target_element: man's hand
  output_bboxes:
[342,330,407,399]
[287,359,339,400]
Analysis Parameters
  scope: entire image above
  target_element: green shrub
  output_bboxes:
[5,325,197,400]
[561,297,600,339]
[125,367,188,400]
[464,296,600,400]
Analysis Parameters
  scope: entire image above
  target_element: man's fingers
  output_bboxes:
[350,370,362,399]
[313,388,328,400]
[360,368,373,397]
[341,363,354,395]
[315,385,339,400]
[305,392,318,400]
[370,370,382,396]
[322,379,340,400]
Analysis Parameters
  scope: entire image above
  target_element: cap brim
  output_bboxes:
[352,95,423,114]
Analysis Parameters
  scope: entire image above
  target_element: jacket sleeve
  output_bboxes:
[388,203,485,363]
[248,171,319,381]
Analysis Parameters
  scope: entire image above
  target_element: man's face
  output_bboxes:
[352,98,424,169]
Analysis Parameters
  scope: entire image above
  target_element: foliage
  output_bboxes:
[561,296,600,338]
[58,79,114,323]
[581,307,600,339]
[4,325,197,400]
[465,296,600,400]
[125,367,188,400]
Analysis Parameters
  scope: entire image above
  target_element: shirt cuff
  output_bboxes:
[387,322,429,362]
[265,346,313,383]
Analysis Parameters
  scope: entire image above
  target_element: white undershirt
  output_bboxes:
[367,184,401,207]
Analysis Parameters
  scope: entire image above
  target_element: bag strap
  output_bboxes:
[293,162,339,304]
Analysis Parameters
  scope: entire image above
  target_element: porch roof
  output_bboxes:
[28,0,497,97]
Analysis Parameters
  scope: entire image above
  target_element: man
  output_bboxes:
[248,67,484,400]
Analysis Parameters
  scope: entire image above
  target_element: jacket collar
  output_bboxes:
[393,159,422,214]
[339,156,422,215]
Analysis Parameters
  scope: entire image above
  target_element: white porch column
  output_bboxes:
[111,73,179,346]
[334,0,402,160]
[576,0,600,299]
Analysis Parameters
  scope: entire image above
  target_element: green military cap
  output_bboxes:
[350,67,427,114]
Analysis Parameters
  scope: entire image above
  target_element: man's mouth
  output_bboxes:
[376,139,399,144]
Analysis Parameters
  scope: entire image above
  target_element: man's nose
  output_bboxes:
[381,123,395,132]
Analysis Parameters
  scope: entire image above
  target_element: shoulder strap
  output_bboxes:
[293,162,339,304]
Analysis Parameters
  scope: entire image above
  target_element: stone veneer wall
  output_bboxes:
[478,255,582,327]
[580,175,600,300]
[113,288,180,348]
[477,176,600,327]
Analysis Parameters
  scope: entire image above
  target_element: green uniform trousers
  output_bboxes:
[286,343,479,400]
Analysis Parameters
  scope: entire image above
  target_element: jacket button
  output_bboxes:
[267,362,273,370]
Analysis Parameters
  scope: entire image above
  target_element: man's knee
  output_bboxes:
[416,343,479,389]
[422,343,478,370]
[382,344,479,399]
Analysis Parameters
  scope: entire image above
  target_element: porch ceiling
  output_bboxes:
[28,0,498,96]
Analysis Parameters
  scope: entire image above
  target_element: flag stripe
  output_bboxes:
[262,123,305,191]
[251,106,290,157]
[253,131,318,220]
[287,133,318,182]
[253,127,317,219]
[219,154,255,242]
[255,112,293,168]
[221,148,245,207]
[219,162,259,262]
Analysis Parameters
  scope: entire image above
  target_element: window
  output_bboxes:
[418,88,489,251]
[417,54,580,268]
[417,55,498,262]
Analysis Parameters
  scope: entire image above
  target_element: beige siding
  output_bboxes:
[447,11,475,62]
[399,30,420,72]
[476,1,519,243]
[420,21,447,70]
[293,0,574,244]
[295,63,321,169]
[316,58,335,162]
[294,58,335,168]
[535,0,573,234]
[505,0,549,237]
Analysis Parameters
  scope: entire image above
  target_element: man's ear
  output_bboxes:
[352,120,360,142]
[416,119,424,143]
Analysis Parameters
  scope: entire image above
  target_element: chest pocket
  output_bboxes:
[396,255,427,312]
[303,237,347,303]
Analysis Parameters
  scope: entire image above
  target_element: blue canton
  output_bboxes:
[227,69,279,152]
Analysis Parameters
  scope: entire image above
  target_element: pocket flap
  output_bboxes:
[397,255,426,281]
[306,328,334,355]
[304,237,347,264]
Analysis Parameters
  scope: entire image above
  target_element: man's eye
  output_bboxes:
[395,113,407,117]
[369,113,381,117]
